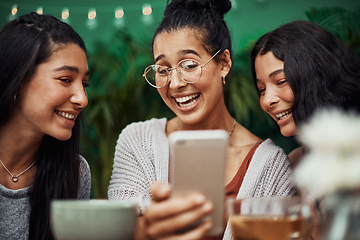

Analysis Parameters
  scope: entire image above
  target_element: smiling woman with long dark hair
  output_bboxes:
[251,20,360,165]
[0,12,91,240]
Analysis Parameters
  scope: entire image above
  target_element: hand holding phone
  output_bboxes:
[169,129,228,236]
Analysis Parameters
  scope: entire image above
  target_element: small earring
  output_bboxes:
[222,76,226,85]
[13,94,17,101]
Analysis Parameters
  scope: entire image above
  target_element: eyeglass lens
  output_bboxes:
[144,60,202,88]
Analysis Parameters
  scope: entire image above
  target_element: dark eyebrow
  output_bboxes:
[269,69,284,78]
[154,55,164,63]
[54,65,89,76]
[154,49,201,64]
[179,49,200,57]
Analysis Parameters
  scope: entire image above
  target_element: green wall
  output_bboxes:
[1,0,359,197]
[1,0,359,52]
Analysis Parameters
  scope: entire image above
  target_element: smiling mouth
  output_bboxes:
[174,93,200,107]
[55,110,75,120]
[276,110,292,120]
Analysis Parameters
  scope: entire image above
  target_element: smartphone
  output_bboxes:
[169,129,228,236]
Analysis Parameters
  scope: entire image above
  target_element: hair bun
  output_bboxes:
[209,0,232,16]
[165,0,232,17]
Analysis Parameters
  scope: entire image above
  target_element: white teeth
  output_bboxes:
[276,110,291,120]
[179,99,197,107]
[56,111,75,120]
[175,94,200,107]
[175,94,199,103]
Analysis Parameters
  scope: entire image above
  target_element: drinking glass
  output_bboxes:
[227,197,312,240]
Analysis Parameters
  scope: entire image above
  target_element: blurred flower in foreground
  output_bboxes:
[294,108,360,199]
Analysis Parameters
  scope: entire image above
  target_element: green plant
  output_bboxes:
[227,45,275,137]
[81,30,173,198]
[82,7,360,198]
[306,7,360,55]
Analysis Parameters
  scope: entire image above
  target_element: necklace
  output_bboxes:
[228,119,237,137]
[177,118,237,137]
[0,159,36,183]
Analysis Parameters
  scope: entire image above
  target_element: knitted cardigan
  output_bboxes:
[108,118,295,239]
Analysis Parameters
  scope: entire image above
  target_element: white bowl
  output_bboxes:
[51,200,137,240]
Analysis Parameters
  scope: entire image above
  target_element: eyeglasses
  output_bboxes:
[143,50,221,88]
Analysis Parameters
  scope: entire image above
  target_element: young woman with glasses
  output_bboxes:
[108,0,295,239]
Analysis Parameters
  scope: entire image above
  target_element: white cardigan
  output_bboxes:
[108,118,295,239]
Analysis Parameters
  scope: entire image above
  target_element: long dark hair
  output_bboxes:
[250,20,360,125]
[153,0,233,60]
[0,12,87,240]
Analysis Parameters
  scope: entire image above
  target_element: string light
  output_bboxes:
[37,7,43,15]
[142,4,152,16]
[114,7,125,28]
[88,9,96,20]
[230,0,238,9]
[62,9,70,20]
[142,4,153,25]
[11,5,18,15]
[87,9,97,29]
[4,3,163,29]
[115,8,124,19]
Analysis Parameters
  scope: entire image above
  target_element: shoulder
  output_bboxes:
[251,138,290,172]
[288,146,306,168]
[119,118,167,138]
[78,156,91,199]
[244,139,295,197]
[79,155,90,176]
[256,138,286,156]
[113,117,169,163]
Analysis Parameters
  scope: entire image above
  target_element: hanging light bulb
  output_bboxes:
[87,9,97,29]
[115,8,124,19]
[37,7,43,15]
[62,9,70,20]
[114,7,125,28]
[142,4,153,25]
[11,5,18,15]
[142,4,152,16]
[88,9,96,20]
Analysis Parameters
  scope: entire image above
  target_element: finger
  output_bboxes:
[151,182,172,201]
[147,201,214,238]
[146,193,207,221]
[157,219,213,240]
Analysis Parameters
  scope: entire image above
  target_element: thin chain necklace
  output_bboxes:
[228,119,237,137]
[177,118,237,137]
[0,159,36,183]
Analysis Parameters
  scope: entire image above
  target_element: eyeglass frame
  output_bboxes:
[143,49,222,88]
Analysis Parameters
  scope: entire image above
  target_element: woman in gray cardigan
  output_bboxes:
[108,0,295,239]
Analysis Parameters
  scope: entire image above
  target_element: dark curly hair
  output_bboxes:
[251,20,360,125]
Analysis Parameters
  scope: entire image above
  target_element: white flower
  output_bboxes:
[294,108,360,199]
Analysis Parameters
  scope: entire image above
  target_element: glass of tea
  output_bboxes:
[227,197,312,240]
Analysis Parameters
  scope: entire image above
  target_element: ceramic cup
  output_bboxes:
[51,199,137,240]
